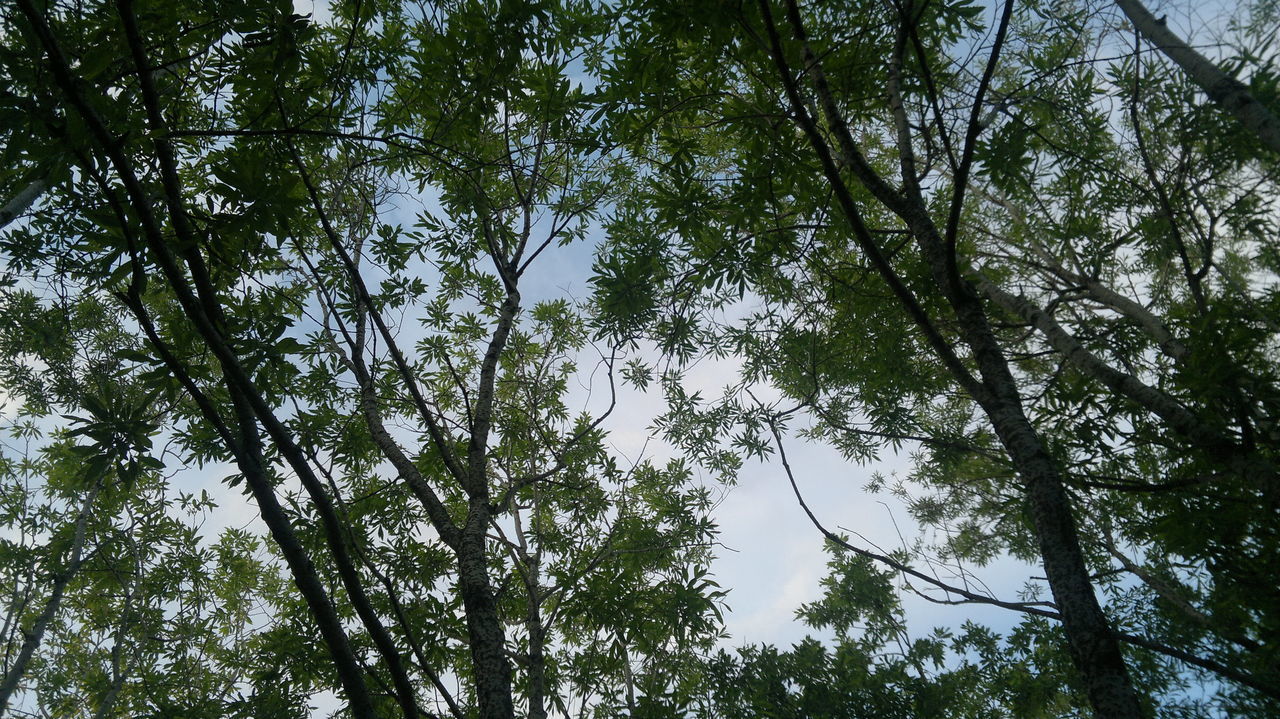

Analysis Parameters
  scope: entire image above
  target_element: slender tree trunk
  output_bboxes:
[457,508,515,719]
[224,390,380,718]
[928,229,1148,719]
[13,3,382,710]
[0,482,99,713]
[526,625,548,719]
[525,575,548,719]
[919,211,1147,719]
[620,636,637,715]
[980,398,1146,718]
[1115,0,1280,154]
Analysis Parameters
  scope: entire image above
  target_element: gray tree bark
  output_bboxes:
[0,179,46,231]
[458,511,516,719]
[1115,0,1280,155]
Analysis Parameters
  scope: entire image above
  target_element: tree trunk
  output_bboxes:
[526,622,548,719]
[981,398,1147,718]
[0,481,99,713]
[457,509,515,719]
[518,487,549,719]
[925,231,1147,719]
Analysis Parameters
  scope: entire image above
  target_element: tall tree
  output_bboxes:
[2,0,1276,716]
[595,0,1278,716]
[1,0,724,716]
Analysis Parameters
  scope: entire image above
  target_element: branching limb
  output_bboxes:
[964,179,1191,361]
[1101,529,1261,652]
[282,137,470,488]
[757,0,988,403]
[765,417,1059,617]
[1115,0,1280,155]
[975,274,1256,460]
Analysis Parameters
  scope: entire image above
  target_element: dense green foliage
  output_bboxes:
[0,0,1277,717]
[593,0,1280,714]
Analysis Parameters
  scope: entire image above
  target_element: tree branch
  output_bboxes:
[1115,0,1280,155]
[0,179,46,232]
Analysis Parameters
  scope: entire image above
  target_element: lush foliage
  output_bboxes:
[0,0,1277,717]
[593,0,1279,715]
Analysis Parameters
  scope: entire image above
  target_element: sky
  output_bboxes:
[0,0,1074,713]
[165,0,1051,671]
[181,224,1038,676]
[503,220,1041,651]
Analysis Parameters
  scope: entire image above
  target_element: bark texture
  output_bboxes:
[458,511,516,719]
[1115,0,1280,154]
[0,179,45,231]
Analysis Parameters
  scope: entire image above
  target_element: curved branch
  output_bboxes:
[769,417,1280,699]
[766,419,1058,617]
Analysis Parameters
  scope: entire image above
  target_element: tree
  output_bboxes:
[2,0,1277,716]
[705,541,1098,719]
[594,0,1278,716]
[0,343,274,717]
[1,1,723,717]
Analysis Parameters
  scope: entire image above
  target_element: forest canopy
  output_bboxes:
[0,0,1277,718]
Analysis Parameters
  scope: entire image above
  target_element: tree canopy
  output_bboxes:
[0,0,1276,718]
